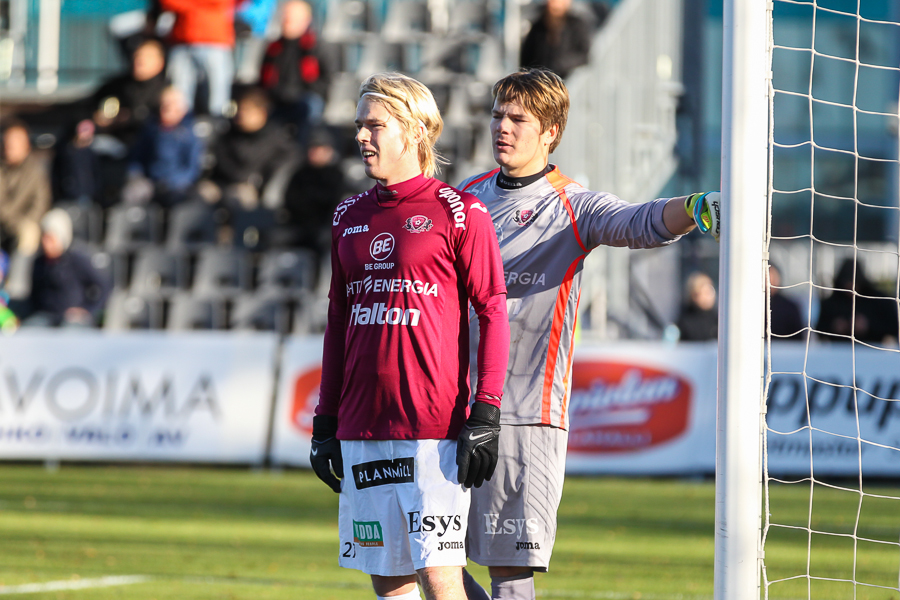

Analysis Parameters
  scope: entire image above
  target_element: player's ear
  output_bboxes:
[543,123,560,148]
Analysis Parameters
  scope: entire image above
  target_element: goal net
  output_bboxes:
[762,2,900,600]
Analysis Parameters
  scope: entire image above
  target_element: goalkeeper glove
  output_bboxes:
[456,402,501,488]
[685,191,721,242]
[310,415,343,493]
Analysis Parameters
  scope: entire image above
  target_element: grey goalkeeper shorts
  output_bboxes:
[466,424,568,571]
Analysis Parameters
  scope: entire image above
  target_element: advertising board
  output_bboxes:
[0,331,277,463]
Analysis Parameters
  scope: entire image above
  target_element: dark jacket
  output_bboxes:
[260,33,329,103]
[91,71,169,142]
[52,140,102,202]
[129,115,204,191]
[677,304,718,341]
[520,11,593,79]
[29,248,111,318]
[212,121,297,190]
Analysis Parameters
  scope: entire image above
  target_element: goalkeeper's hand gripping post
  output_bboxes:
[685,191,721,242]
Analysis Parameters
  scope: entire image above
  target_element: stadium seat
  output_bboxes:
[230,290,291,334]
[192,247,251,298]
[104,204,162,252]
[82,245,127,291]
[166,201,219,250]
[257,249,317,295]
[382,0,431,42]
[449,1,491,35]
[291,289,315,335]
[322,0,376,43]
[167,293,226,330]
[103,290,164,330]
[230,207,277,251]
[55,201,103,245]
[130,248,189,296]
[323,74,361,126]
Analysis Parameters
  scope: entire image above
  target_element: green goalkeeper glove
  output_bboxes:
[685,191,721,242]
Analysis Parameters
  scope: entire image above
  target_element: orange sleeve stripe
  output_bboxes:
[462,168,501,192]
[540,255,584,424]
[547,169,589,254]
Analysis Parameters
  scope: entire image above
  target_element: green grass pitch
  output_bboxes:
[0,465,897,599]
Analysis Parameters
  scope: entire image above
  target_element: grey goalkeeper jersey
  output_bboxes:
[460,165,680,429]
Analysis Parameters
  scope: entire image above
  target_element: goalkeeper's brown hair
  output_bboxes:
[359,72,446,178]
[492,69,569,153]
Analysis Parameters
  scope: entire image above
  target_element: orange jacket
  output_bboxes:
[160,0,236,47]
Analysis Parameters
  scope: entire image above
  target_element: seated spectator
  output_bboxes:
[520,0,594,79]
[21,209,110,328]
[0,251,19,334]
[0,119,51,256]
[816,258,899,345]
[768,263,804,341]
[198,87,298,210]
[162,0,236,117]
[90,37,169,147]
[677,271,718,341]
[122,86,204,207]
[282,126,345,255]
[260,0,329,144]
[52,119,102,205]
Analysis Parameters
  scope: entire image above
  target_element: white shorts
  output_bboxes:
[467,424,568,571]
[338,439,470,576]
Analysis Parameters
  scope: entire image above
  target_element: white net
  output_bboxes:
[763,2,900,600]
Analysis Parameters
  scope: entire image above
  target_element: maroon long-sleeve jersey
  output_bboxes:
[316,174,509,440]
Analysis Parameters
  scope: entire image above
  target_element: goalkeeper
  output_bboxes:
[457,68,719,600]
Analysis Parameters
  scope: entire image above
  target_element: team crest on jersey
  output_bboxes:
[513,209,536,227]
[403,215,433,234]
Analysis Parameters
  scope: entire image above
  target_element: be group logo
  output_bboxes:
[370,233,395,261]
[567,361,692,453]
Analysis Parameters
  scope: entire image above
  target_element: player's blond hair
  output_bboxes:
[359,72,446,178]
[492,68,569,153]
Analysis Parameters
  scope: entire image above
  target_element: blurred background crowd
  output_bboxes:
[0,0,897,347]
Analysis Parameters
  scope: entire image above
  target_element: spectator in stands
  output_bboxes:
[161,0,237,117]
[198,87,298,210]
[816,258,899,345]
[90,37,169,146]
[0,251,19,334]
[282,126,345,256]
[123,86,204,207]
[520,0,594,79]
[0,119,51,256]
[768,263,804,341]
[21,209,110,328]
[52,119,102,205]
[234,0,279,83]
[677,271,718,341]
[260,0,329,144]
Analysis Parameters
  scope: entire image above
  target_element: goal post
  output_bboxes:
[715,1,770,599]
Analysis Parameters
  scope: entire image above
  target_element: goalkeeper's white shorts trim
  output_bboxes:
[338,439,469,576]
[467,424,568,571]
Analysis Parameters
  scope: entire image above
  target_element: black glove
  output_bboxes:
[456,402,501,488]
[310,415,343,493]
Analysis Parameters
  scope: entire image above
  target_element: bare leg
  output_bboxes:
[417,566,466,600]
[372,574,418,597]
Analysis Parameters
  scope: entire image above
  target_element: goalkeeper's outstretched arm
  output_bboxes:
[662,192,721,241]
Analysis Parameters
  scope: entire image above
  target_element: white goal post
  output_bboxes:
[715,1,769,600]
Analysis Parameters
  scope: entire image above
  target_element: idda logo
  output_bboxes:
[567,361,691,453]
[290,367,322,434]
